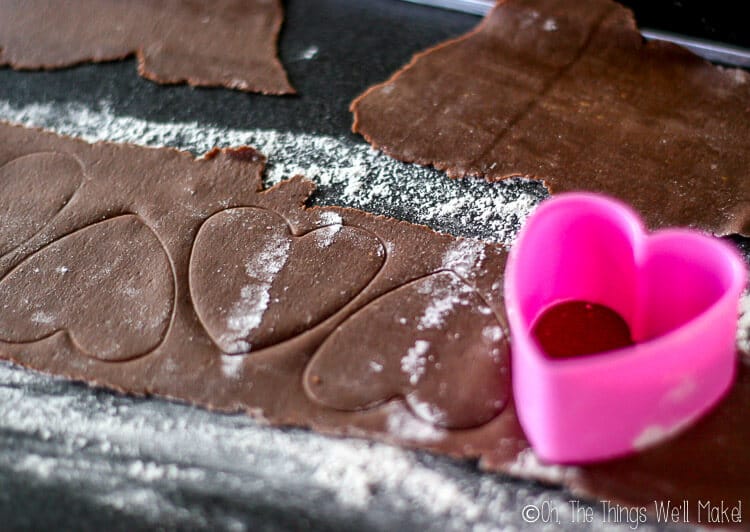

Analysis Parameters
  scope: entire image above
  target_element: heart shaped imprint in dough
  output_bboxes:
[0,215,174,361]
[0,152,83,256]
[189,207,385,354]
[304,271,510,430]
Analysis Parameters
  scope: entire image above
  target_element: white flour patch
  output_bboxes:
[317,211,342,226]
[0,99,546,245]
[481,325,504,343]
[299,45,319,60]
[386,407,445,443]
[738,291,750,361]
[17,454,57,479]
[314,224,341,248]
[507,448,568,485]
[407,396,446,426]
[736,70,748,84]
[220,355,244,379]
[122,286,141,298]
[401,340,430,385]
[30,311,54,325]
[221,237,290,353]
[223,287,264,353]
[417,276,474,331]
[632,418,692,451]
[442,239,487,277]
[410,243,491,333]
[543,18,558,31]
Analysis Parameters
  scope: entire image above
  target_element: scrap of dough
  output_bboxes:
[0,0,294,94]
[351,0,750,235]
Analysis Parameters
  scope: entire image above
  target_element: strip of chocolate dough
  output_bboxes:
[0,0,293,94]
[0,122,747,520]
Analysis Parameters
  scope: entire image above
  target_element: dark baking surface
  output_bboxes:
[622,0,750,49]
[0,0,746,530]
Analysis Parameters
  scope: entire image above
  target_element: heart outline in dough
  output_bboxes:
[0,151,83,257]
[189,207,386,354]
[303,270,510,430]
[0,214,175,362]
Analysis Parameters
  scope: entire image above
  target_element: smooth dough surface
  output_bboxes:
[351,0,750,235]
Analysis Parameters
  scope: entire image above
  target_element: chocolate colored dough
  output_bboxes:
[0,122,747,518]
[0,0,293,94]
[351,0,750,236]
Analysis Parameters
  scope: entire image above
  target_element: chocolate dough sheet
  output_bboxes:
[351,0,750,236]
[0,0,293,95]
[0,122,747,518]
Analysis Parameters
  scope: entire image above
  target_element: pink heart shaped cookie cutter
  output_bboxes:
[504,192,747,464]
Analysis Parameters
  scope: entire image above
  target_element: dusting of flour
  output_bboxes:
[222,236,290,353]
[417,275,476,332]
[0,361,614,531]
[738,291,750,363]
[314,224,342,248]
[401,340,430,385]
[0,99,546,245]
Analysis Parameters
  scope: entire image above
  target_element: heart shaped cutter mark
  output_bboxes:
[304,271,510,430]
[0,215,175,362]
[189,207,386,354]
[0,152,83,257]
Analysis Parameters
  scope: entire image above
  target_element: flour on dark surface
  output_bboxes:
[1,360,684,531]
[0,100,547,245]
